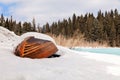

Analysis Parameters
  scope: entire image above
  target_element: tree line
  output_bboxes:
[0,15,37,35]
[0,9,120,47]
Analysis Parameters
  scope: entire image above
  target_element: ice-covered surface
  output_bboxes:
[0,26,120,80]
[72,47,120,55]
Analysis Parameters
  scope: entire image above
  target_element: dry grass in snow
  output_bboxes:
[48,34,108,48]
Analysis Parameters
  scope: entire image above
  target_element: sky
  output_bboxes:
[0,0,120,26]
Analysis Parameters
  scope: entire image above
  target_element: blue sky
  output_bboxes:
[0,0,120,25]
[0,3,11,16]
[0,3,17,16]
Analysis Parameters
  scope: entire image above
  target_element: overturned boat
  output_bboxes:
[15,36,58,59]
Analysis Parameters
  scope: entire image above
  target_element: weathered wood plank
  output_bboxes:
[15,36,58,59]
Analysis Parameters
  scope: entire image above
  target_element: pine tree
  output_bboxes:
[8,16,14,31]
[5,18,9,29]
[45,23,50,33]
[68,17,73,37]
[0,14,5,26]
[32,18,36,32]
[72,13,77,30]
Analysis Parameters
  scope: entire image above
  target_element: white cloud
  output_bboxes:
[2,0,120,25]
[0,0,19,4]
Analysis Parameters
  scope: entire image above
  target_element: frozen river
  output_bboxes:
[72,47,120,55]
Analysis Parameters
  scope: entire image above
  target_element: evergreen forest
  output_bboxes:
[0,9,120,47]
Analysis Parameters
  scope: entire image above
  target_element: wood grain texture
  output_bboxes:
[15,36,58,59]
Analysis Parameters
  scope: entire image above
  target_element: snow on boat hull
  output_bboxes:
[15,36,58,59]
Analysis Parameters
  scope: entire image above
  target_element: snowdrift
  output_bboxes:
[0,26,120,80]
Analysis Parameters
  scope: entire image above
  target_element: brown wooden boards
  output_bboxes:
[15,36,58,59]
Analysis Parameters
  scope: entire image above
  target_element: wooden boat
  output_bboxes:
[15,36,58,59]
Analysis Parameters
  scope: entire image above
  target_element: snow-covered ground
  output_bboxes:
[0,26,120,80]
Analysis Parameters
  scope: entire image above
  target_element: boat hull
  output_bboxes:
[15,36,58,59]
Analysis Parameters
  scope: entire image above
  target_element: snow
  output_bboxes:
[0,26,120,80]
[20,32,56,44]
